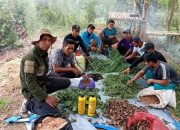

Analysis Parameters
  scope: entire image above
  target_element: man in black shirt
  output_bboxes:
[63,25,90,58]
[123,42,167,75]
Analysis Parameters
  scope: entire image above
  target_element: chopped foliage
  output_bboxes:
[103,74,141,99]
[56,89,105,114]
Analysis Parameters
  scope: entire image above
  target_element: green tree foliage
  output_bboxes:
[0,0,26,48]
[0,0,179,49]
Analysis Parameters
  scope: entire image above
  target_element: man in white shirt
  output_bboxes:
[125,36,144,64]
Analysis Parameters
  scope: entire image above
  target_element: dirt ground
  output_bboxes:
[0,37,63,130]
[0,29,179,130]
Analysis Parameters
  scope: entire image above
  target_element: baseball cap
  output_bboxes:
[72,25,80,30]
[123,29,131,34]
[141,42,155,52]
[87,24,95,29]
[132,36,141,42]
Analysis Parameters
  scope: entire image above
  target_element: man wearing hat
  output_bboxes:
[112,29,133,57]
[80,24,101,53]
[123,42,167,75]
[20,29,71,116]
[99,19,118,47]
[63,25,91,58]
[124,36,144,63]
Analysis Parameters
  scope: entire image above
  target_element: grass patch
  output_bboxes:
[0,98,9,109]
[170,88,180,118]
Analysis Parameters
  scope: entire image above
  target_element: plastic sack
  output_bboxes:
[32,114,73,130]
[137,86,176,108]
[79,78,95,90]
[127,112,169,130]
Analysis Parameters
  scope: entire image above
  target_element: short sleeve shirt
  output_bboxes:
[48,48,75,76]
[118,38,133,50]
[102,27,117,38]
[143,61,180,84]
[133,43,145,56]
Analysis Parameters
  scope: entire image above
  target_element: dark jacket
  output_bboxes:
[20,45,49,101]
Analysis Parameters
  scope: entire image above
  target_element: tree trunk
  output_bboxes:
[139,0,149,41]
[167,0,176,31]
[178,0,180,32]
[133,0,137,14]
[142,0,150,19]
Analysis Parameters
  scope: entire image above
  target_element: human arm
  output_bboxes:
[125,51,138,60]
[79,37,90,56]
[127,70,145,85]
[124,49,133,57]
[71,64,81,76]
[80,32,91,49]
[147,79,169,86]
[92,33,102,48]
[129,54,145,69]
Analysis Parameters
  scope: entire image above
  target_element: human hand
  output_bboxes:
[111,43,117,49]
[76,69,82,76]
[147,79,154,84]
[98,48,102,54]
[90,46,97,51]
[127,80,134,86]
[71,68,79,76]
[109,35,114,39]
[45,96,58,108]
[122,68,130,75]
[87,56,93,61]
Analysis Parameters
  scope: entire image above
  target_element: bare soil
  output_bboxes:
[0,37,63,130]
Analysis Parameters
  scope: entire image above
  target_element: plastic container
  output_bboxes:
[78,95,86,115]
[87,95,96,117]
[75,55,86,73]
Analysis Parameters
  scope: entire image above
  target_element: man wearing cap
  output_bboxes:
[48,39,81,78]
[112,29,133,57]
[80,24,101,53]
[124,36,144,63]
[99,19,118,47]
[123,42,167,75]
[63,25,90,58]
[20,29,71,116]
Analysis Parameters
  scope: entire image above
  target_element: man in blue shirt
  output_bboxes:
[99,19,118,47]
[80,24,101,53]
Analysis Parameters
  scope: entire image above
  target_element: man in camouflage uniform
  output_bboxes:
[20,29,71,116]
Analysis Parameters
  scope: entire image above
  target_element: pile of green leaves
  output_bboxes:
[87,49,128,73]
[103,74,140,99]
[56,89,105,114]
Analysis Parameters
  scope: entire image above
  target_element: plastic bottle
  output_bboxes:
[88,95,96,116]
[78,95,86,115]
